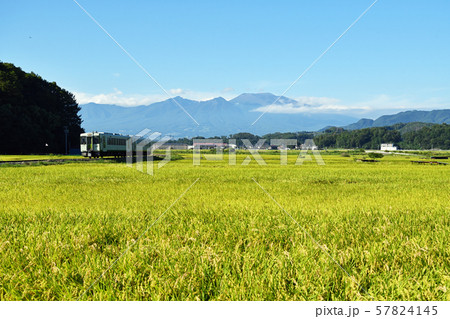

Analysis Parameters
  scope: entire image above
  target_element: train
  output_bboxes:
[80,132,143,157]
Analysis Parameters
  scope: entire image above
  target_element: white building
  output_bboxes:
[299,144,318,150]
[380,143,397,151]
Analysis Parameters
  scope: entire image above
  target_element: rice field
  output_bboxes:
[0,152,448,300]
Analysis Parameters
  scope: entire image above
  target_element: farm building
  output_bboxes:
[151,143,189,150]
[299,143,318,150]
[380,143,397,151]
[192,142,229,149]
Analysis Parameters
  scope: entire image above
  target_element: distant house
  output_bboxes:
[193,142,228,149]
[275,144,286,150]
[380,143,397,151]
[300,144,318,150]
[259,143,270,150]
[153,143,189,150]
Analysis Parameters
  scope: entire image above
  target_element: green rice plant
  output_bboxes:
[0,153,448,300]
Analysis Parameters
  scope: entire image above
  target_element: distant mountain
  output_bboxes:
[394,122,435,135]
[342,109,450,130]
[344,118,374,130]
[230,93,297,106]
[372,110,450,127]
[79,93,357,137]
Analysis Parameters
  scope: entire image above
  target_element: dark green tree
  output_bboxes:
[0,62,83,154]
[314,123,449,150]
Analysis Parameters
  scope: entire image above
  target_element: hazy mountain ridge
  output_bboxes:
[80,93,449,137]
[343,110,450,130]
[80,93,357,137]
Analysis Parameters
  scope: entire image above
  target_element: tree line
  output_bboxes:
[314,123,449,150]
[173,123,449,150]
[173,131,315,147]
[0,62,83,154]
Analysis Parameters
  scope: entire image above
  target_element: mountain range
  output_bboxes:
[79,93,449,137]
[342,109,450,130]
[79,93,357,137]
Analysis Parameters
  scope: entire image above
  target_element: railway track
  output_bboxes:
[0,156,165,166]
[0,158,108,165]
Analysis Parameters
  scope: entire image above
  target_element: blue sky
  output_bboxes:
[1,0,449,118]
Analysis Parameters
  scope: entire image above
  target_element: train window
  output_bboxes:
[80,137,87,144]
[106,136,126,146]
[93,137,100,144]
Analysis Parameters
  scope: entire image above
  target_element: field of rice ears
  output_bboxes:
[0,153,448,300]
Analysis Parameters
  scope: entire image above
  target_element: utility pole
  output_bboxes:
[64,126,69,155]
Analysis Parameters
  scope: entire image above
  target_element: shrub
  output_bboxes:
[368,152,384,158]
